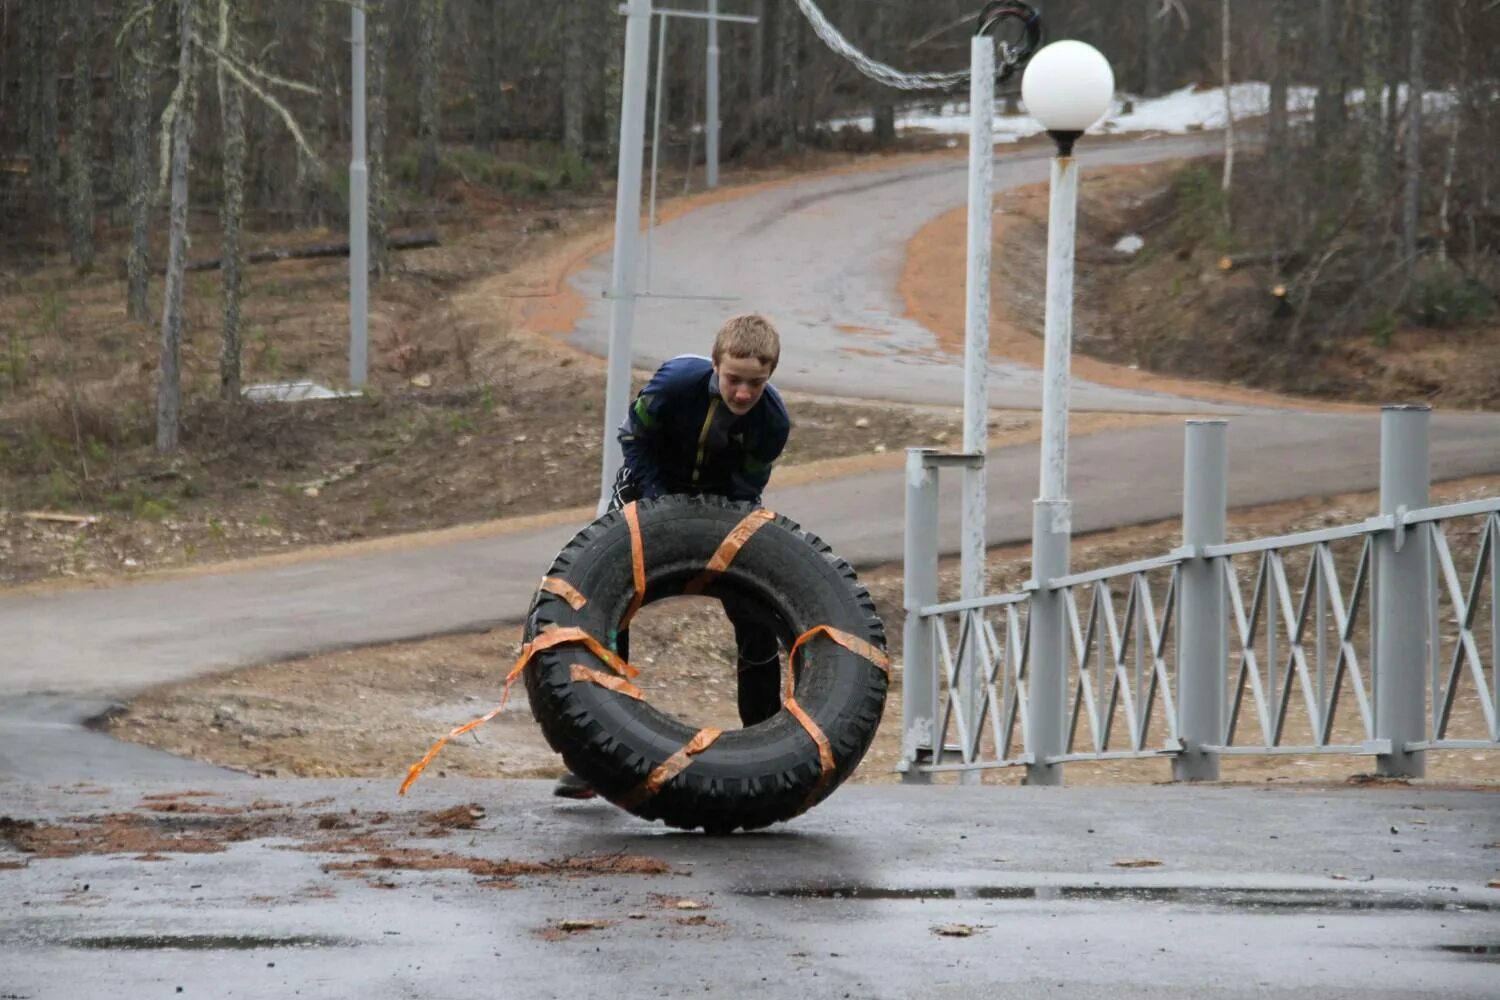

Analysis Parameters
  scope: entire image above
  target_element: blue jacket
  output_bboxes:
[618,355,790,503]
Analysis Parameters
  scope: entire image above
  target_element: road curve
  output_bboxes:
[567,133,1241,414]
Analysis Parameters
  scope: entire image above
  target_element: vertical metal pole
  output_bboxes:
[1174,419,1228,781]
[901,449,939,784]
[1038,153,1078,502]
[647,13,668,293]
[706,0,720,188]
[959,36,995,785]
[598,0,655,514]
[1026,143,1080,787]
[1374,404,1431,776]
[1029,500,1070,785]
[348,3,368,389]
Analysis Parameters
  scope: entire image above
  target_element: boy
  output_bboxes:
[554,313,791,799]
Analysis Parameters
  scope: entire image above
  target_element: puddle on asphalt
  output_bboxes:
[65,934,347,951]
[741,885,1495,913]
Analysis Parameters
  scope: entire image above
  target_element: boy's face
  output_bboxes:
[714,354,774,416]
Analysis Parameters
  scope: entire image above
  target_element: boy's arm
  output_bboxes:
[616,367,679,499]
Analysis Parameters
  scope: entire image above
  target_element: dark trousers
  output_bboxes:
[610,471,783,727]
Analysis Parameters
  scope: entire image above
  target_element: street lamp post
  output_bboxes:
[1019,40,1114,787]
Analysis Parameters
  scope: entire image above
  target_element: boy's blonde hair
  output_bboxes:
[712,313,780,372]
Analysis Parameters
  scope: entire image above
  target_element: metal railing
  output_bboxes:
[899,407,1500,782]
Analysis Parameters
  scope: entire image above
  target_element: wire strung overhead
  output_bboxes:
[790,0,1043,92]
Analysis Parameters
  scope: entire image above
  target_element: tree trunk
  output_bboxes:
[218,0,247,403]
[298,0,330,226]
[417,0,442,196]
[562,1,585,155]
[1143,0,1163,98]
[776,0,799,152]
[107,3,132,225]
[1219,0,1233,215]
[67,0,95,270]
[602,0,624,160]
[126,7,154,323]
[1358,0,1390,291]
[368,0,390,280]
[35,0,62,215]
[869,0,894,148]
[750,0,766,103]
[477,0,504,149]
[157,0,197,454]
[1312,0,1340,143]
[1437,0,1466,266]
[1401,0,1425,291]
[1266,0,1291,266]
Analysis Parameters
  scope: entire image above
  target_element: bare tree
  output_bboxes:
[1401,0,1426,292]
[368,0,390,279]
[562,1,586,155]
[157,0,197,453]
[125,3,154,323]
[1142,0,1164,98]
[1219,0,1233,215]
[417,0,442,196]
[68,0,96,270]
[218,0,247,402]
[34,0,62,214]
[776,0,799,151]
[1267,0,1291,266]
[1312,0,1341,143]
[1358,0,1390,290]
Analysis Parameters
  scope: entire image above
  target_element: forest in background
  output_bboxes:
[1,0,1498,444]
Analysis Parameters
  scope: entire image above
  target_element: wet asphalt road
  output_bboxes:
[2,780,1498,999]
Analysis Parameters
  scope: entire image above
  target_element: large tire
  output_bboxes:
[523,495,887,833]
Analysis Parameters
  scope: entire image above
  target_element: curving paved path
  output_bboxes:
[568,133,1241,413]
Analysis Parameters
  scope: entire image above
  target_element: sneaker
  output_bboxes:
[552,771,596,800]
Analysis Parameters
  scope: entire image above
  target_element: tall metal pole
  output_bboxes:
[647,13,669,292]
[706,0,720,188]
[598,0,656,513]
[1175,419,1228,781]
[901,448,940,784]
[1374,404,1431,777]
[959,36,995,785]
[348,3,369,389]
[1027,133,1081,787]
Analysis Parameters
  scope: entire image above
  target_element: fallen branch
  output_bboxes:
[20,511,99,526]
[185,231,438,272]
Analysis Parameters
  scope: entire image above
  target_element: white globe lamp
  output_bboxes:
[1021,40,1115,155]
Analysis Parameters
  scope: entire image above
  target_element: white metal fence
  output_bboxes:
[899,408,1500,783]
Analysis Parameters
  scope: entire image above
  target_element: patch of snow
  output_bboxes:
[827,82,1457,145]
[242,380,360,403]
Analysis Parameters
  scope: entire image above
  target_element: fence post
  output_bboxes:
[1375,404,1431,777]
[1174,420,1228,781]
[900,448,939,783]
[1026,499,1070,786]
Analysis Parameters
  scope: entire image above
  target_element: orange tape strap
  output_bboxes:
[683,508,775,595]
[539,576,587,610]
[779,625,892,810]
[617,728,722,810]
[786,625,892,696]
[399,626,640,796]
[570,663,643,700]
[620,502,647,630]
